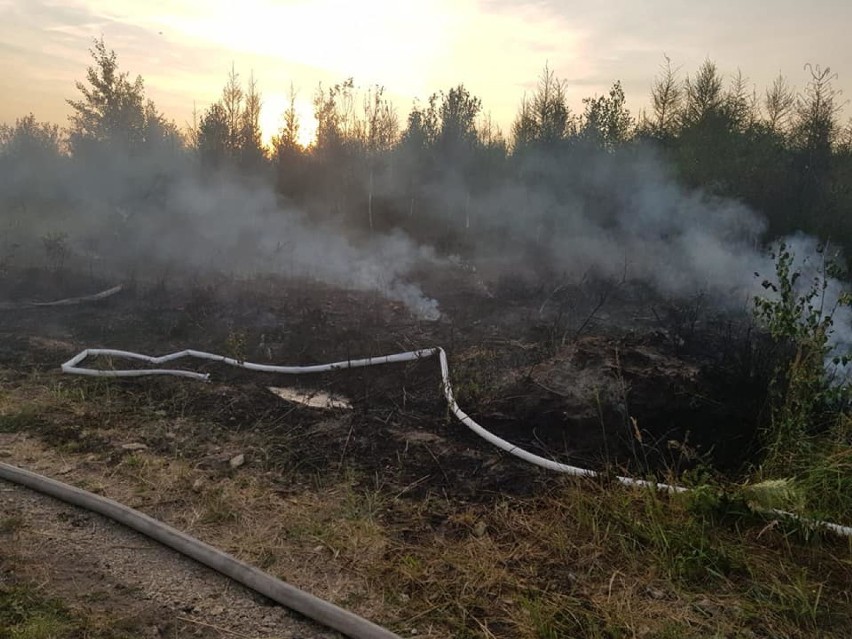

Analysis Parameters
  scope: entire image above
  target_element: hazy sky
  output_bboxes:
[1,0,850,145]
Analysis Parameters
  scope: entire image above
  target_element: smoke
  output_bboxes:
[379,141,852,355]
[400,145,767,302]
[139,173,443,319]
[772,233,852,364]
[544,148,771,302]
[0,143,443,320]
[3,131,851,354]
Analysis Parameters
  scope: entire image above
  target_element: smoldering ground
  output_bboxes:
[374,140,852,358]
[2,134,851,357]
[0,144,445,320]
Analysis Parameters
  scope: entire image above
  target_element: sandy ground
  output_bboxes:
[1,469,344,639]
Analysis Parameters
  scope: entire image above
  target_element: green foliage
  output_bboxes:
[401,97,439,151]
[198,102,229,169]
[580,81,634,149]
[623,489,744,585]
[313,77,357,154]
[0,582,143,639]
[436,84,482,156]
[0,516,24,534]
[0,586,74,639]
[224,328,248,364]
[647,56,684,139]
[512,64,574,152]
[753,242,852,523]
[66,37,145,151]
[0,409,46,434]
[197,67,267,172]
[271,84,306,197]
[237,72,266,171]
[41,231,69,272]
[0,115,63,160]
[0,114,66,208]
[793,418,852,523]
[450,349,500,407]
[754,243,850,447]
[67,38,181,156]
[682,59,725,127]
[271,83,302,153]
[754,243,838,344]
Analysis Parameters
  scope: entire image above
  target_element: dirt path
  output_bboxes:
[1,472,343,639]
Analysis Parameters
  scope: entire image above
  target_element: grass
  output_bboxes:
[0,583,140,639]
[0,408,46,434]
[1,351,850,638]
[0,516,25,534]
[369,480,852,638]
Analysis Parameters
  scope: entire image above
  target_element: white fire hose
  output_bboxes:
[58,346,852,537]
[2,344,850,639]
[60,346,674,491]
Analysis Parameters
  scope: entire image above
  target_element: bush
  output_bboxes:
[752,241,852,522]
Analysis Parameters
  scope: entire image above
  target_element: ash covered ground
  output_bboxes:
[0,262,775,492]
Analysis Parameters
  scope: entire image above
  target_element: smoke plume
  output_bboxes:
[3,133,851,355]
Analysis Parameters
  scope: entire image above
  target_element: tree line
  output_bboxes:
[2,38,851,262]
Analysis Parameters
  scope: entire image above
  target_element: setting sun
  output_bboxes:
[259,92,317,148]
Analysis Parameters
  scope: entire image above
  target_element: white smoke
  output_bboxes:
[4,131,851,343]
[157,175,443,319]
[0,142,443,319]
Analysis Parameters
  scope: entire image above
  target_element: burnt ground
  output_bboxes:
[0,265,774,489]
[4,265,839,639]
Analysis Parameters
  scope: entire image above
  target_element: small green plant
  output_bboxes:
[224,328,248,364]
[751,241,852,526]
[0,409,45,434]
[0,586,74,639]
[200,487,241,524]
[753,241,851,468]
[0,516,25,534]
[450,347,500,406]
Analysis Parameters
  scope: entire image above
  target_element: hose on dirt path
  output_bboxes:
[0,462,402,639]
[59,346,852,538]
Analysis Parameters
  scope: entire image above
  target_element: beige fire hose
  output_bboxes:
[0,462,401,639]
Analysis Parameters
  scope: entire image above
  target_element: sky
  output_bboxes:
[1,0,851,146]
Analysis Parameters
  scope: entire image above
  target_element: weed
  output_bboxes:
[754,241,850,464]
[199,487,241,524]
[0,409,46,434]
[450,347,501,406]
[0,586,74,639]
[752,241,852,525]
[0,581,143,639]
[518,593,604,639]
[225,327,248,364]
[121,453,146,470]
[0,516,25,534]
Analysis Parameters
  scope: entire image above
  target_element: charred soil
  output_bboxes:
[1,266,848,639]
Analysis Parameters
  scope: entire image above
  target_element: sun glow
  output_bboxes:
[0,0,591,138]
[259,93,317,149]
[155,0,454,96]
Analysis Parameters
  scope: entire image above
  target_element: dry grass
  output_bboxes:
[369,482,852,638]
[1,372,851,639]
